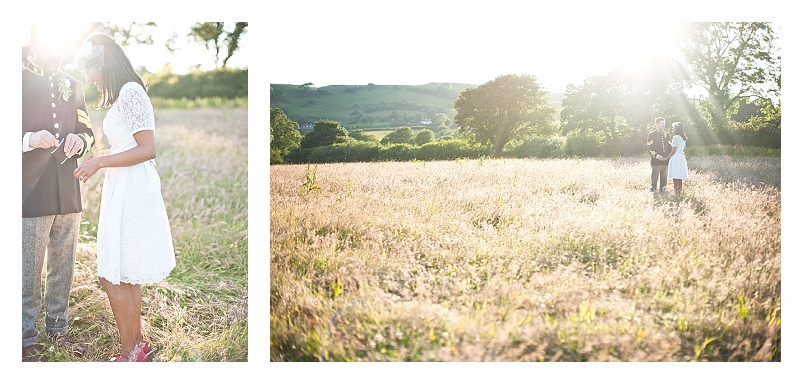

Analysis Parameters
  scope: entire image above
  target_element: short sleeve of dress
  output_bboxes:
[672,135,681,147]
[116,83,155,135]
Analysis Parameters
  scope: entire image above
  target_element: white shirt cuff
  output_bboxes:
[22,132,34,153]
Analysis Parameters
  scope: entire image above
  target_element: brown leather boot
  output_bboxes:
[22,344,47,362]
[50,334,86,357]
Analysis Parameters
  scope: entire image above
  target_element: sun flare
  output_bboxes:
[617,22,681,71]
[594,21,680,81]
[22,21,90,49]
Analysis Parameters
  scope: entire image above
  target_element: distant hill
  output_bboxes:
[270,83,564,131]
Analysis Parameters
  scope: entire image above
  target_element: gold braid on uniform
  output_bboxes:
[76,132,94,157]
[75,109,94,157]
[77,109,91,128]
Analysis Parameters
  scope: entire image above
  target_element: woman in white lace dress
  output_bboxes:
[665,122,689,194]
[73,33,175,362]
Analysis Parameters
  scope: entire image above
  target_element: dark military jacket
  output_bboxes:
[22,60,95,218]
[647,129,669,166]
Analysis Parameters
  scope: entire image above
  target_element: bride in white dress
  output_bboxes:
[665,122,689,194]
[73,33,175,362]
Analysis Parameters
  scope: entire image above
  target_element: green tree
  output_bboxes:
[676,22,780,134]
[560,75,624,140]
[415,129,435,146]
[360,116,376,127]
[454,74,556,156]
[189,22,248,69]
[348,130,378,142]
[731,99,780,148]
[431,113,449,128]
[731,98,764,123]
[438,128,456,141]
[300,120,350,149]
[559,60,712,152]
[89,22,158,47]
[270,108,302,164]
[350,110,364,124]
[380,126,414,145]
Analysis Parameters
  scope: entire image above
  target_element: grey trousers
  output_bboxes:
[22,213,80,347]
[651,165,668,191]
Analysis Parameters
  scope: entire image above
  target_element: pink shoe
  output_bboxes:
[132,343,147,362]
[114,344,147,362]
[140,341,156,358]
[114,353,131,362]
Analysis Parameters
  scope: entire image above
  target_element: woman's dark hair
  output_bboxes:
[85,33,147,109]
[672,122,687,141]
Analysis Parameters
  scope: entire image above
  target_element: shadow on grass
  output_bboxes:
[652,191,708,216]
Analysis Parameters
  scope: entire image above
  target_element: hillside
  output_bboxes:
[270,83,564,130]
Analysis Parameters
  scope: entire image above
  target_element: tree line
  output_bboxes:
[22,22,249,103]
[270,22,780,164]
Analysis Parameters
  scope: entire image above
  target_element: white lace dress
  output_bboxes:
[96,82,176,285]
[667,135,688,180]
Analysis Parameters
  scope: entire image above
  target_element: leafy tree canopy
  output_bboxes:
[270,108,302,164]
[380,126,414,146]
[431,113,451,128]
[454,74,556,156]
[676,22,780,131]
[415,129,435,146]
[348,130,378,142]
[89,22,158,47]
[300,120,350,149]
[560,61,682,140]
[189,22,249,69]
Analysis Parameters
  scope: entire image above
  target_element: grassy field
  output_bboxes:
[33,107,248,362]
[270,156,780,362]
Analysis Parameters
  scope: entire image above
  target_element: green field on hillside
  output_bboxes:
[270,83,564,131]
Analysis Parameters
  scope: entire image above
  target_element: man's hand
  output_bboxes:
[63,133,85,158]
[29,130,58,149]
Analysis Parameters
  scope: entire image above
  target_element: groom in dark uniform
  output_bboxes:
[647,117,670,193]
[22,23,95,362]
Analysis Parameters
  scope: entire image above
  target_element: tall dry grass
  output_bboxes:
[38,107,248,362]
[270,156,780,361]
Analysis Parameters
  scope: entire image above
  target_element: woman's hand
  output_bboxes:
[74,156,103,183]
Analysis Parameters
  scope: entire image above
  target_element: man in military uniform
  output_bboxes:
[647,117,670,193]
[22,23,95,362]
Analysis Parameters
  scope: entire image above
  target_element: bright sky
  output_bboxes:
[270,2,783,93]
[20,22,249,75]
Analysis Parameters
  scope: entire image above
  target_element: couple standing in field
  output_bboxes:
[647,117,688,194]
[22,23,175,362]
